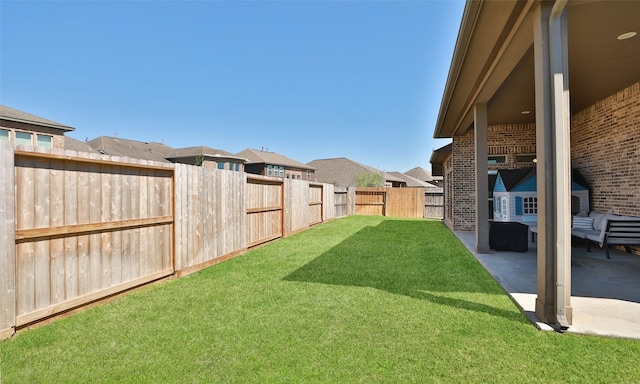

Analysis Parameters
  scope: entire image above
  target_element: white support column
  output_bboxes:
[550,0,572,327]
[474,103,490,254]
[533,1,572,327]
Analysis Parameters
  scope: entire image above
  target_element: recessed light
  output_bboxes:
[521,110,531,115]
[617,32,637,40]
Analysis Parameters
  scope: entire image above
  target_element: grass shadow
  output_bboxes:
[284,219,527,324]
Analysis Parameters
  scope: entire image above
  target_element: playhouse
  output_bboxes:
[492,168,590,223]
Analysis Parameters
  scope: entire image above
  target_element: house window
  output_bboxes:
[267,165,273,176]
[516,154,536,163]
[488,155,506,164]
[0,129,9,141]
[217,162,225,170]
[523,197,537,214]
[279,166,284,177]
[37,134,53,148]
[15,131,33,146]
[306,170,311,179]
[235,163,240,171]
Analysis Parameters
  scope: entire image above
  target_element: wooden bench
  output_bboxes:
[586,219,640,259]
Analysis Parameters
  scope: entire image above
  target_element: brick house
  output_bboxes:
[0,105,74,149]
[237,148,315,181]
[307,157,406,188]
[429,0,640,326]
[87,136,245,170]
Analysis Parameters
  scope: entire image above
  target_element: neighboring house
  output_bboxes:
[0,105,74,149]
[87,136,244,170]
[165,146,245,171]
[64,136,101,154]
[429,0,640,325]
[404,166,442,187]
[307,157,405,188]
[492,168,589,223]
[237,148,315,181]
[387,172,438,188]
[87,136,174,163]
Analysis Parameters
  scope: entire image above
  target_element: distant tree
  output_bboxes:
[355,171,384,187]
[194,155,204,166]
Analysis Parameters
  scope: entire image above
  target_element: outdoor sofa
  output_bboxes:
[530,211,640,259]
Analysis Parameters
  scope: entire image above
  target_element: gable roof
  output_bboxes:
[387,172,439,188]
[64,136,101,154]
[0,105,75,132]
[495,168,536,192]
[494,167,589,192]
[307,157,404,188]
[86,136,173,163]
[404,166,435,182]
[165,146,245,162]
[236,149,313,170]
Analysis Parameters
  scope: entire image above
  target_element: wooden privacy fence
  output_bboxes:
[354,187,441,219]
[173,163,246,276]
[5,144,174,334]
[424,188,444,219]
[0,143,339,338]
[0,142,442,339]
[247,176,283,247]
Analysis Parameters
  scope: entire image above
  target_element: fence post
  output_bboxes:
[0,141,16,340]
[347,187,356,216]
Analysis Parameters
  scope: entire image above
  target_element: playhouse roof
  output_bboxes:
[494,168,589,193]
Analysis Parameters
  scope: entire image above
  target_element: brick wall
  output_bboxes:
[0,120,66,149]
[450,123,537,231]
[443,156,454,229]
[571,82,640,217]
[447,83,639,236]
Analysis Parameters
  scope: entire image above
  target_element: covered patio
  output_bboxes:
[457,231,640,339]
[431,0,640,330]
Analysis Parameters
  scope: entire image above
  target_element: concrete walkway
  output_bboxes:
[455,231,640,339]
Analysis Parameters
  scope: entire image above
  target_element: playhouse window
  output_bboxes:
[523,197,537,214]
[501,197,507,214]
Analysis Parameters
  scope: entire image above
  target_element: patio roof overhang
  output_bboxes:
[433,0,640,139]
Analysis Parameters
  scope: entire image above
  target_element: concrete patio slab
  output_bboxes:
[455,231,640,339]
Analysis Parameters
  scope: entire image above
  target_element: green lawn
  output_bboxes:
[2,216,639,383]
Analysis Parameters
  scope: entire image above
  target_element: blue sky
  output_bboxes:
[1,0,463,173]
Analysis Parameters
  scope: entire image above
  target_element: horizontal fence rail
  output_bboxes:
[12,145,174,328]
[0,142,443,339]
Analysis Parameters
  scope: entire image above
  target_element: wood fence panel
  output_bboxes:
[308,183,323,226]
[0,142,16,339]
[355,188,385,216]
[173,165,246,276]
[424,189,444,219]
[246,176,283,247]
[385,188,425,218]
[13,147,174,327]
[334,187,348,218]
[322,183,335,221]
[283,179,308,236]
[219,169,246,256]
